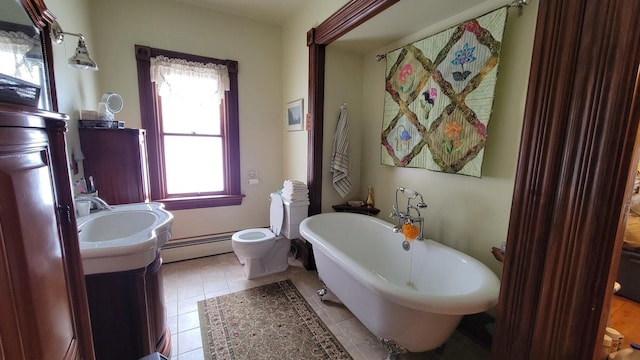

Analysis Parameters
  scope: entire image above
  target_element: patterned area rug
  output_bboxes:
[198,280,352,359]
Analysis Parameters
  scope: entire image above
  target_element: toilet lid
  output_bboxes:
[270,192,284,235]
[232,228,275,242]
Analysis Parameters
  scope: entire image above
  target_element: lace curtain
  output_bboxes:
[0,30,40,80]
[150,55,230,103]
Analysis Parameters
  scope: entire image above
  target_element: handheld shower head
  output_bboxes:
[399,187,418,199]
[398,187,428,208]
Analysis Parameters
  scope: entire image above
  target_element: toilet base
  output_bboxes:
[235,238,291,280]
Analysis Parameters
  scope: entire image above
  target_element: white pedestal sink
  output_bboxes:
[76,202,173,275]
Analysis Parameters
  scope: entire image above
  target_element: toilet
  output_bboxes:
[232,192,307,279]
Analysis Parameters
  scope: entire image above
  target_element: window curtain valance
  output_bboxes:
[150,55,229,102]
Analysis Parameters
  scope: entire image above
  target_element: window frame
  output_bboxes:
[135,45,243,210]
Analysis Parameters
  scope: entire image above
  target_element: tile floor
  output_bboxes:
[162,252,489,360]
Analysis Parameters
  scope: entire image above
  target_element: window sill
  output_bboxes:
[155,194,244,211]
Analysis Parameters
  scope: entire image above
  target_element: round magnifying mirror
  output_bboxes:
[98,92,123,120]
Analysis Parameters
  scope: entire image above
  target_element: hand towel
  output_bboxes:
[330,104,352,198]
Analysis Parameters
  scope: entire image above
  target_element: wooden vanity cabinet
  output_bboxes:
[79,127,150,205]
[84,251,171,360]
[0,104,95,360]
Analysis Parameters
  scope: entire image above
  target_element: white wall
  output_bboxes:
[358,1,539,275]
[82,0,284,240]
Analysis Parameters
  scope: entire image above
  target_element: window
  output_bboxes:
[135,45,242,210]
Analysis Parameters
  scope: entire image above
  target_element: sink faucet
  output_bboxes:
[75,195,113,213]
[389,187,428,241]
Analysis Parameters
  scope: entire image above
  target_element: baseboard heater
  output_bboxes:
[161,233,234,263]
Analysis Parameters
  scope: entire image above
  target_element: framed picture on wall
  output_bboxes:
[286,98,304,131]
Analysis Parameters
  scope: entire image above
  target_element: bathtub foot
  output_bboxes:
[377,337,407,360]
[316,284,328,300]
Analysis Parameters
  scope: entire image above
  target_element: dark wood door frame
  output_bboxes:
[306,0,400,216]
[307,0,640,358]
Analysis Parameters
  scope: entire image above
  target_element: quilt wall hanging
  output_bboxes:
[381,7,508,177]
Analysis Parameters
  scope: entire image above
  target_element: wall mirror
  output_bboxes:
[0,0,56,111]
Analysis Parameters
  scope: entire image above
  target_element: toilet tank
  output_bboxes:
[282,200,309,239]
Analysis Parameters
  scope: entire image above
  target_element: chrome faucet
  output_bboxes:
[75,194,113,212]
[389,187,428,241]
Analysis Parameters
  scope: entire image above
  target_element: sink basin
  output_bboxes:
[79,211,158,243]
[77,202,173,275]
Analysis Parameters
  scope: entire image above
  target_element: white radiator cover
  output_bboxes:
[160,234,233,263]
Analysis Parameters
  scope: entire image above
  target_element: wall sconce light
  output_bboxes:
[50,21,98,71]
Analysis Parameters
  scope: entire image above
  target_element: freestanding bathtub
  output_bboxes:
[299,212,500,355]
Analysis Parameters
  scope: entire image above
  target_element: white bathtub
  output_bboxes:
[299,212,500,353]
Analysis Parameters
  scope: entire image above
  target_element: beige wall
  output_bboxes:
[47,0,348,242]
[45,0,538,271]
[47,0,100,169]
[280,0,349,183]
[279,0,537,275]
[356,1,539,275]
[86,0,284,240]
[51,0,284,240]
[322,47,364,211]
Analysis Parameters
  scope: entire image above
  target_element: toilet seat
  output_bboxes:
[232,228,275,243]
[231,193,284,244]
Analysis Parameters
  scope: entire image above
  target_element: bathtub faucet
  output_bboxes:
[390,187,427,241]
